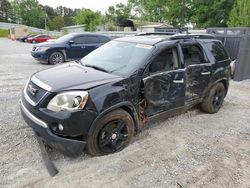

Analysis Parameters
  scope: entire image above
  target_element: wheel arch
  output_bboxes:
[88,102,139,136]
[48,50,65,64]
[213,78,229,95]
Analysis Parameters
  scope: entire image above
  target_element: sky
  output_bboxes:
[37,0,128,13]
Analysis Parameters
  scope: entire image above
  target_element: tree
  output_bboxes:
[12,0,45,28]
[48,16,64,31]
[73,9,101,31]
[56,6,79,26]
[105,3,132,24]
[128,0,190,26]
[228,0,250,26]
[190,0,234,28]
[0,0,15,22]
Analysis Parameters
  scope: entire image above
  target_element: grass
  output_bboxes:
[0,29,9,37]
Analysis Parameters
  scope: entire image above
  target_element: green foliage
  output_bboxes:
[0,29,9,37]
[48,16,64,31]
[0,0,16,22]
[105,3,132,24]
[73,9,101,31]
[129,0,234,28]
[128,0,191,26]
[190,0,234,28]
[12,0,45,28]
[228,0,250,26]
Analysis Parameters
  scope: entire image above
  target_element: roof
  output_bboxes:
[65,32,109,37]
[115,35,172,45]
[141,23,172,28]
[62,25,85,29]
[114,33,216,46]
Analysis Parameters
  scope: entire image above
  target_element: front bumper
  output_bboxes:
[20,99,86,157]
[31,51,48,62]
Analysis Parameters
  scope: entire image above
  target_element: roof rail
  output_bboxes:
[136,32,177,36]
[170,33,216,40]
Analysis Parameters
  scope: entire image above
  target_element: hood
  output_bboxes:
[33,63,122,92]
[33,41,63,47]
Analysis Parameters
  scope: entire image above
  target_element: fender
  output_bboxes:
[60,49,67,61]
[207,77,229,96]
[88,101,139,135]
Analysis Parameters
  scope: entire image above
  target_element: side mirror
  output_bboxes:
[68,40,74,45]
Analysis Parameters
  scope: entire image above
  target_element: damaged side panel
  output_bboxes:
[142,70,186,117]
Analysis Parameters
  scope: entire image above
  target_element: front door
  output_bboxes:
[66,36,87,59]
[143,47,186,116]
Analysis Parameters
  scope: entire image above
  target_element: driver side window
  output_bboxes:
[73,37,85,44]
[149,47,179,74]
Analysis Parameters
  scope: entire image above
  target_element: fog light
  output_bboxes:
[58,124,64,131]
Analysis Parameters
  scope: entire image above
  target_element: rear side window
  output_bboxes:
[85,36,99,44]
[206,41,229,61]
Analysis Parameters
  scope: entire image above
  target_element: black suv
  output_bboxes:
[20,34,231,156]
[31,33,110,64]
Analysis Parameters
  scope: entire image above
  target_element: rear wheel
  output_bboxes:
[87,109,134,156]
[49,52,64,65]
[201,82,225,113]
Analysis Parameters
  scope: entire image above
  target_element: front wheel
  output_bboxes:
[49,52,64,65]
[201,82,226,114]
[87,109,135,156]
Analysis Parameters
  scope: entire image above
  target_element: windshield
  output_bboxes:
[80,40,153,76]
[55,34,74,43]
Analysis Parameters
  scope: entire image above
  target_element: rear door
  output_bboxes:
[143,46,186,116]
[182,42,212,101]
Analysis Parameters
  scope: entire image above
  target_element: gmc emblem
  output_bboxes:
[27,84,38,96]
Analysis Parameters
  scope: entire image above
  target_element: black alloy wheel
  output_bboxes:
[98,120,129,153]
[212,87,224,111]
[201,82,226,113]
[87,109,134,156]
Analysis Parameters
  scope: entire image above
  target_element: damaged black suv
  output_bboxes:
[20,34,231,156]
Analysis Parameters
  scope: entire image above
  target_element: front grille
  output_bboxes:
[25,80,47,105]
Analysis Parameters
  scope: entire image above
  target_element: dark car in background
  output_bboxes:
[27,34,52,43]
[20,34,231,157]
[31,33,111,64]
[16,34,36,42]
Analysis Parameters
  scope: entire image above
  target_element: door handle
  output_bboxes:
[201,71,211,75]
[173,78,184,84]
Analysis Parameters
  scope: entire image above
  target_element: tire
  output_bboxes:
[201,82,226,114]
[87,109,135,156]
[49,52,64,65]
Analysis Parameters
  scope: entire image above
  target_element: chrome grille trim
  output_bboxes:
[23,78,49,106]
[20,99,48,128]
[31,76,52,91]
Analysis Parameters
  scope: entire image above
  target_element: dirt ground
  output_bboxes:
[0,38,250,188]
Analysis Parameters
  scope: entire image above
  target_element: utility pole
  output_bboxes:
[44,9,47,32]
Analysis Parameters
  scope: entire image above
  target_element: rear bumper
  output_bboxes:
[20,100,86,157]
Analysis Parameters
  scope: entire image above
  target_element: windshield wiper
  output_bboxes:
[110,65,127,73]
[84,64,109,73]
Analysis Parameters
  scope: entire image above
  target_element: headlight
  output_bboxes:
[36,47,50,51]
[47,91,88,112]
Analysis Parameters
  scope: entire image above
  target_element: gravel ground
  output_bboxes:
[0,38,250,188]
